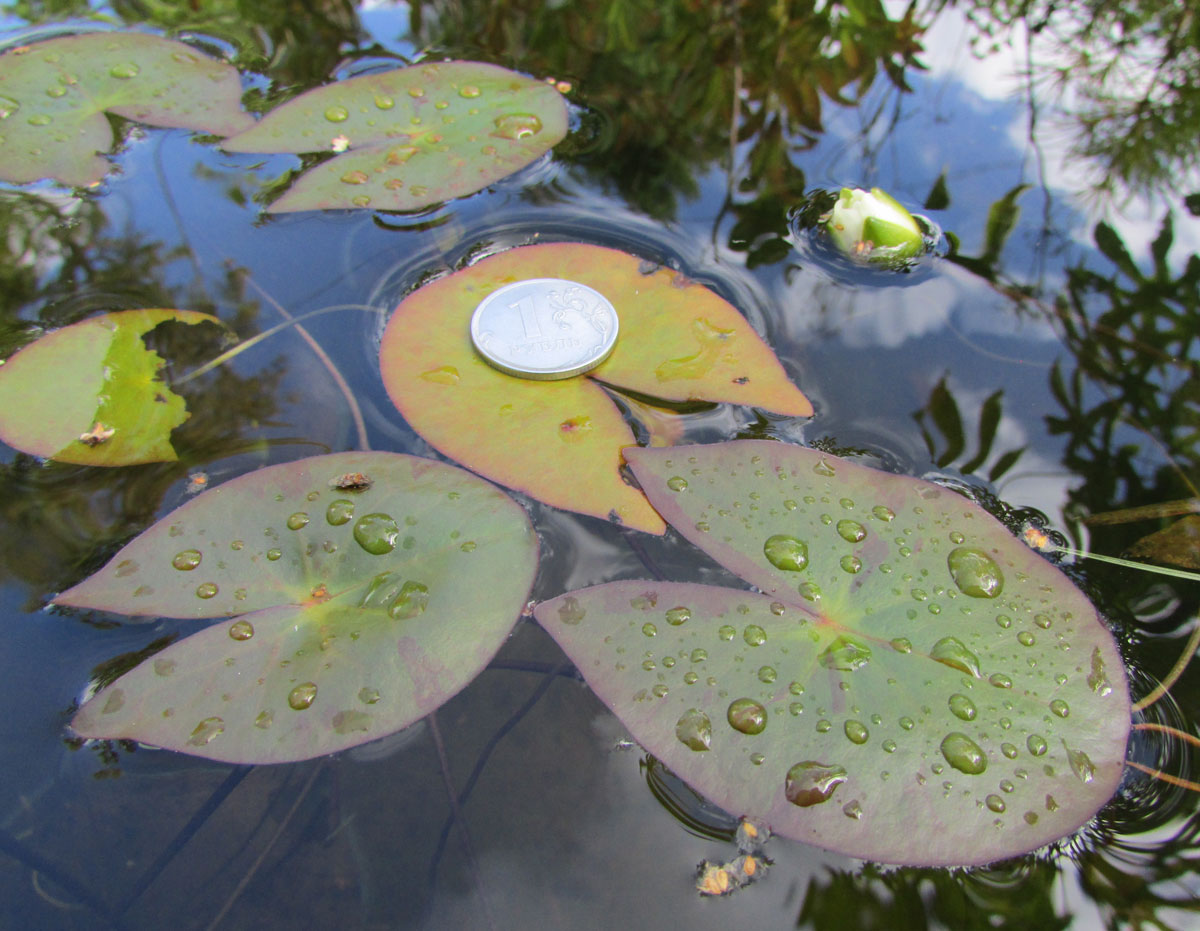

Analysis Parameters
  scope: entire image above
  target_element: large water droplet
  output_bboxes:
[172,549,202,570]
[985,794,1006,813]
[813,458,836,477]
[989,673,1013,689]
[947,547,1005,598]
[665,606,691,626]
[940,732,988,774]
[785,761,847,807]
[229,620,254,641]
[324,105,349,122]
[326,499,354,526]
[1049,699,1070,718]
[0,95,19,119]
[388,580,429,619]
[840,554,862,574]
[727,698,767,735]
[491,113,542,139]
[844,720,869,744]
[836,519,866,543]
[930,637,982,677]
[458,84,481,98]
[287,512,310,531]
[187,716,224,746]
[288,682,318,710]
[948,693,977,721]
[872,504,895,521]
[354,513,399,555]
[820,636,872,671]
[109,62,139,79]
[196,582,218,599]
[1027,734,1048,756]
[763,534,808,571]
[667,476,688,492]
[743,625,767,646]
[676,708,713,751]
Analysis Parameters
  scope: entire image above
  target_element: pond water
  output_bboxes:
[1,1,1198,928]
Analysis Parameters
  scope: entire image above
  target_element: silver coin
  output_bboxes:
[469,278,619,380]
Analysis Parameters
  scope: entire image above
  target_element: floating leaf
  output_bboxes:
[62,451,537,763]
[0,309,222,465]
[222,60,567,213]
[379,244,812,534]
[0,33,253,186]
[535,441,1130,866]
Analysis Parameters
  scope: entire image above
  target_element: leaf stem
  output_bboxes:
[1132,722,1200,748]
[1125,760,1200,793]
[1132,618,1200,713]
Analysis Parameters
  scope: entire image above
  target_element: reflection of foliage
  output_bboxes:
[796,863,1067,930]
[944,0,1200,199]
[913,374,1026,481]
[410,0,926,222]
[944,183,1031,286]
[1048,213,1200,545]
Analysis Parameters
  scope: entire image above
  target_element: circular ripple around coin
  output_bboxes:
[469,278,619,380]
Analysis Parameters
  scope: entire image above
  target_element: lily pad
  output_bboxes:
[534,441,1130,866]
[0,309,222,465]
[379,243,812,534]
[222,60,567,213]
[62,451,537,764]
[0,33,253,187]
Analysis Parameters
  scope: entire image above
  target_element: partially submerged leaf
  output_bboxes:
[62,452,537,764]
[0,309,221,465]
[535,440,1130,866]
[1127,516,1200,570]
[0,33,252,186]
[222,61,567,212]
[379,243,812,534]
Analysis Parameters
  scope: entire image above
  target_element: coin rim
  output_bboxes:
[469,278,620,380]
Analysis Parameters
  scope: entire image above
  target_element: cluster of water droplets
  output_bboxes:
[608,448,1123,838]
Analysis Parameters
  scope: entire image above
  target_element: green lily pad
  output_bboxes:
[379,243,813,534]
[0,309,223,465]
[0,33,253,187]
[534,441,1130,866]
[61,451,537,763]
[222,60,567,213]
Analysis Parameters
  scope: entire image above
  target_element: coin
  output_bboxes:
[469,278,619,380]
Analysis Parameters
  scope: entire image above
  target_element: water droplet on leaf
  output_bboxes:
[676,708,713,751]
[947,547,1005,598]
[288,682,318,710]
[763,534,808,571]
[727,698,767,734]
[940,732,988,774]
[785,761,847,807]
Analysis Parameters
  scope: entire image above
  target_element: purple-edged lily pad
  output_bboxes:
[535,440,1130,866]
[63,452,537,764]
[0,33,252,186]
[222,60,567,212]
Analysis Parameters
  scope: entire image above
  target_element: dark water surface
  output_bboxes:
[1,1,1198,928]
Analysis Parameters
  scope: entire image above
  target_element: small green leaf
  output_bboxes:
[0,309,222,465]
[379,243,812,534]
[535,441,1130,866]
[62,452,537,763]
[223,61,567,212]
[0,33,253,186]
